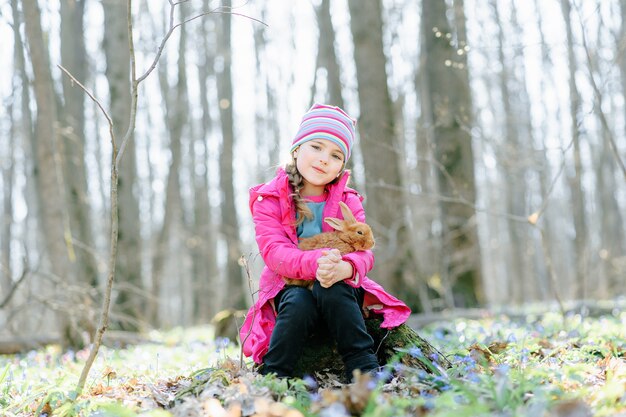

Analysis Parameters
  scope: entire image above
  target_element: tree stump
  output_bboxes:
[293,318,450,379]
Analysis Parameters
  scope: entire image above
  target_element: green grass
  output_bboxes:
[0,311,624,416]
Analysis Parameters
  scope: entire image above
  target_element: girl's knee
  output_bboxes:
[312,281,354,303]
[278,286,316,313]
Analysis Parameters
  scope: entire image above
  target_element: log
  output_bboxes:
[293,318,450,379]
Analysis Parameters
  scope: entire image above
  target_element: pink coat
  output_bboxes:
[239,168,411,364]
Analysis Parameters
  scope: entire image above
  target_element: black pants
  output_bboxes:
[261,281,379,379]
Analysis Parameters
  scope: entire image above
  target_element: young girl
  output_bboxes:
[239,104,411,380]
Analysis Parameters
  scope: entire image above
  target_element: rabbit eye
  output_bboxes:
[357,231,363,235]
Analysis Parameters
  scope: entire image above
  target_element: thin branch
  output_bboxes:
[56,65,114,129]
[239,254,257,369]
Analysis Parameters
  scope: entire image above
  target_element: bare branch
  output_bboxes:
[57,64,116,157]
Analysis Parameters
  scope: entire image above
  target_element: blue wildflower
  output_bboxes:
[303,375,318,390]
[409,347,423,357]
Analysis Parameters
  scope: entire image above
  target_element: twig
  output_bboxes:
[56,65,113,129]
[239,254,257,368]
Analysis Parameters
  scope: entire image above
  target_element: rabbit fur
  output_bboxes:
[284,201,375,289]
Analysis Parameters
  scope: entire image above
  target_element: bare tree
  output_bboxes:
[1,93,15,295]
[252,3,280,181]
[348,0,410,298]
[216,0,245,309]
[151,3,189,325]
[60,0,100,293]
[311,0,344,108]
[491,0,534,303]
[560,0,589,299]
[22,0,75,335]
[421,0,483,306]
[191,0,220,322]
[102,0,144,330]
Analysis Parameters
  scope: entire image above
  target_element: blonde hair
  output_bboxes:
[285,161,313,226]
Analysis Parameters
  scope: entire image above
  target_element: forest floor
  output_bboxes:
[0,308,625,417]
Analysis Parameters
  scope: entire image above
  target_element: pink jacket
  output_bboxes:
[239,168,411,364]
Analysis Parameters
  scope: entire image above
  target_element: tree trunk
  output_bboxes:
[252,5,280,179]
[192,0,220,322]
[22,0,67,281]
[531,0,562,302]
[23,0,76,342]
[151,5,189,326]
[491,1,529,304]
[348,0,410,300]
[421,0,483,307]
[102,0,143,330]
[216,0,245,309]
[620,0,626,132]
[560,0,588,300]
[60,0,100,290]
[1,91,15,295]
[312,0,344,108]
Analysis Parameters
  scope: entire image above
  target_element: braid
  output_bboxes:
[285,161,313,226]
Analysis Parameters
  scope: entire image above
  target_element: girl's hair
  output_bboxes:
[285,160,313,226]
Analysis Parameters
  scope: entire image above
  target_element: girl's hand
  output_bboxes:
[316,249,353,288]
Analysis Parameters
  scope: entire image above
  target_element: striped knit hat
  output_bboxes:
[290,103,357,161]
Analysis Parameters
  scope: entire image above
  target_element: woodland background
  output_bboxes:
[0,0,625,347]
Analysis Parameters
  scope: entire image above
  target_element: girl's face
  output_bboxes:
[294,139,345,196]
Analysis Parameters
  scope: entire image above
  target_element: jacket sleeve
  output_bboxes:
[252,196,325,280]
[341,192,375,287]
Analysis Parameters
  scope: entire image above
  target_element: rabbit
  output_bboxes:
[284,201,375,289]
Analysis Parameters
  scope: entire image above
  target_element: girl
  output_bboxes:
[239,104,411,380]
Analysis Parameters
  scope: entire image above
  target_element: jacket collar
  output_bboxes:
[249,167,356,237]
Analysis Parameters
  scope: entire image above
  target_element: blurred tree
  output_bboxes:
[60,0,99,290]
[102,0,143,330]
[348,0,411,299]
[312,0,344,108]
[491,0,531,303]
[191,0,220,321]
[151,4,189,326]
[23,0,78,341]
[217,0,245,309]
[421,0,483,307]
[560,0,589,299]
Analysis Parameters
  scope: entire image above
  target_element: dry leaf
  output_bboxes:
[102,365,117,379]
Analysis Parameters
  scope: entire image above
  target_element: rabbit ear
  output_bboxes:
[338,201,357,223]
[324,217,346,231]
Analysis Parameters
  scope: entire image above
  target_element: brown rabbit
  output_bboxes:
[284,201,375,289]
